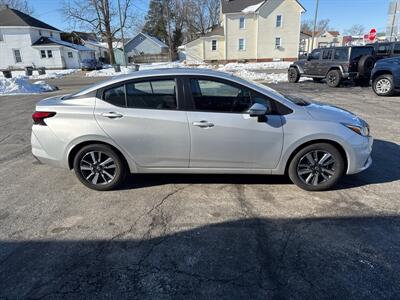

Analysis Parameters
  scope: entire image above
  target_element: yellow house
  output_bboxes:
[185,0,305,63]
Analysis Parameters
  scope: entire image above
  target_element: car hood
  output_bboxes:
[305,101,363,125]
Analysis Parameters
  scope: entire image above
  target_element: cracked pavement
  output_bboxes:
[0,75,399,299]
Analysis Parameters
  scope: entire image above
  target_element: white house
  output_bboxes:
[184,0,305,63]
[0,5,95,70]
[124,32,169,63]
[301,30,343,53]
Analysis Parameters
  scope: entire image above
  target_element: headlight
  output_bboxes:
[342,123,370,137]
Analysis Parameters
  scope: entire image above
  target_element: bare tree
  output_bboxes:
[345,24,366,36]
[301,18,332,33]
[0,0,33,14]
[185,0,220,41]
[63,0,133,64]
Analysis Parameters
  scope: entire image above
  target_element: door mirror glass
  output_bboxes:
[248,103,269,117]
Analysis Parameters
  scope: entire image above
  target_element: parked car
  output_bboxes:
[80,58,103,71]
[371,56,400,96]
[367,42,400,60]
[31,69,373,191]
[289,46,376,87]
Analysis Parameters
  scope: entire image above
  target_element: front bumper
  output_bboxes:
[347,135,373,175]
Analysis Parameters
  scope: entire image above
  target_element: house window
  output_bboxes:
[13,49,22,63]
[0,30,3,42]
[39,30,42,36]
[276,15,282,27]
[50,32,53,37]
[67,52,73,58]
[275,37,281,48]
[40,50,46,58]
[239,17,245,29]
[47,50,53,58]
[211,40,217,51]
[238,38,246,51]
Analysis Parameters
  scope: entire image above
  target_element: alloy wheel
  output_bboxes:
[376,78,392,94]
[79,151,116,185]
[296,150,336,186]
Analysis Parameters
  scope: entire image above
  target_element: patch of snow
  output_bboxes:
[47,37,93,51]
[242,2,264,13]
[219,61,292,72]
[0,77,57,95]
[0,69,78,79]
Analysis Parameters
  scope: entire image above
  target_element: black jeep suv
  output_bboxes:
[288,46,375,87]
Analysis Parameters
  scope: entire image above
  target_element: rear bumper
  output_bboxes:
[31,130,65,168]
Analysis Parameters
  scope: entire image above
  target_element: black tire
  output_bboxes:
[313,78,323,83]
[288,67,300,83]
[326,69,342,87]
[73,144,126,191]
[288,143,345,191]
[373,74,395,96]
[358,55,376,79]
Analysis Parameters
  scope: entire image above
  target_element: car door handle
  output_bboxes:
[192,120,214,128]
[101,112,123,119]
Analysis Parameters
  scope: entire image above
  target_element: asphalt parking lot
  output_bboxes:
[0,74,399,299]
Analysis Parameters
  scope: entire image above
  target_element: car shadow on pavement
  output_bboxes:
[1,216,400,299]
[119,139,399,191]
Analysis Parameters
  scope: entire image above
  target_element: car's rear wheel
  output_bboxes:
[73,144,126,191]
[373,74,395,96]
[288,143,345,191]
[288,67,300,83]
[326,69,342,87]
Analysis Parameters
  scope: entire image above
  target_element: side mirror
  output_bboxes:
[248,103,269,117]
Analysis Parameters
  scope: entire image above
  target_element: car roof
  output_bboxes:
[77,68,239,94]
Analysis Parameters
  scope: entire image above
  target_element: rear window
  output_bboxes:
[350,47,374,60]
[333,48,349,60]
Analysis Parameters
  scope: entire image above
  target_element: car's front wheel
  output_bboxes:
[373,74,395,96]
[288,67,300,83]
[288,143,345,191]
[73,144,126,191]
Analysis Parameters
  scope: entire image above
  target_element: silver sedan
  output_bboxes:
[31,68,373,191]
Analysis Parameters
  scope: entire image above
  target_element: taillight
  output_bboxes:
[32,111,56,125]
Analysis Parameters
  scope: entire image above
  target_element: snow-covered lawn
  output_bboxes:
[85,61,293,83]
[0,69,78,80]
[0,77,57,95]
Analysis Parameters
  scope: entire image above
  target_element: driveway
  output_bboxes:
[0,75,399,299]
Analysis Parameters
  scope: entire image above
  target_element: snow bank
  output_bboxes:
[0,77,57,95]
[0,69,77,79]
[85,61,293,83]
[242,2,264,13]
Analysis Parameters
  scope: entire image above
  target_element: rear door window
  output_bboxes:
[103,85,126,107]
[322,49,333,60]
[126,79,177,110]
[393,43,400,55]
[333,48,349,60]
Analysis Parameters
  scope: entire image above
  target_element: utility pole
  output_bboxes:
[310,0,319,51]
[117,0,127,67]
[390,1,399,42]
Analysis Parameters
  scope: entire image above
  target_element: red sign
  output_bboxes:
[368,29,377,41]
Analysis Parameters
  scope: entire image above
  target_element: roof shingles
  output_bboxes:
[0,7,60,31]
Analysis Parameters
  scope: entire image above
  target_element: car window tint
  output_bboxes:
[126,79,177,110]
[394,43,400,54]
[309,50,321,60]
[190,79,271,113]
[322,49,332,60]
[333,48,349,60]
[103,85,126,107]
